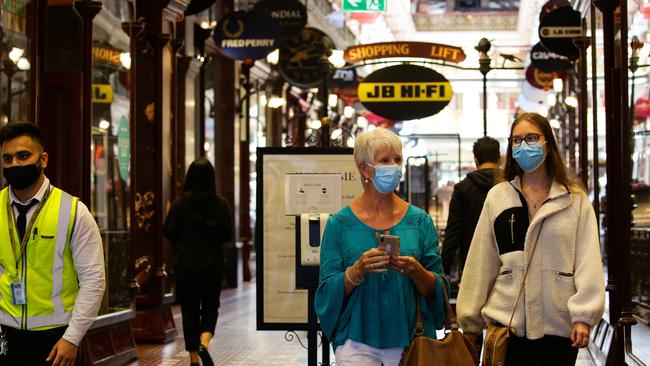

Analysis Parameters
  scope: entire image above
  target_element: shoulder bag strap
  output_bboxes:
[506,218,545,329]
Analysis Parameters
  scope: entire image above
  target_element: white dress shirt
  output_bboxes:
[9,176,106,346]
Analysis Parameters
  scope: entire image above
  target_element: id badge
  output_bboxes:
[0,332,6,356]
[11,281,26,305]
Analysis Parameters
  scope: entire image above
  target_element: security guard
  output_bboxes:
[0,122,105,366]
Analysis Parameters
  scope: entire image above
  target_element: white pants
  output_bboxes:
[334,339,404,366]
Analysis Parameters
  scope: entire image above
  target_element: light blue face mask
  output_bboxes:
[366,163,402,194]
[512,142,546,172]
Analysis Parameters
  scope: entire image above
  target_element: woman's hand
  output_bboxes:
[387,255,422,276]
[355,248,390,275]
[570,322,591,348]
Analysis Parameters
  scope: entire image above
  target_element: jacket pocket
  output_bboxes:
[549,270,576,312]
[487,267,520,308]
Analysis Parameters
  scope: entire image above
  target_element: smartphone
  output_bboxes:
[378,234,400,257]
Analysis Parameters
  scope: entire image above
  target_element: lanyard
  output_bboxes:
[5,185,52,280]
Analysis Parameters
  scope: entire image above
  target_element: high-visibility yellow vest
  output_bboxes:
[0,186,79,330]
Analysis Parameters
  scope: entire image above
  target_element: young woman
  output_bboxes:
[457,112,605,365]
[163,158,233,366]
[315,127,448,366]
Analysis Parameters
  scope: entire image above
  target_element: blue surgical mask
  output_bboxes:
[366,163,402,194]
[512,142,546,172]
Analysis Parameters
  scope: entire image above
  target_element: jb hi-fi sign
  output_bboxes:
[359,83,450,101]
[358,64,453,121]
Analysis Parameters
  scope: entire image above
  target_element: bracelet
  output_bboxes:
[345,266,364,286]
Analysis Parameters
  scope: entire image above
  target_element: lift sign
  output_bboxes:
[358,64,453,120]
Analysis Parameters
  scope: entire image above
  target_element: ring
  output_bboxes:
[370,263,374,269]
[400,268,404,273]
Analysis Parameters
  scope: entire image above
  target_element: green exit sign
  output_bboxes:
[343,0,386,12]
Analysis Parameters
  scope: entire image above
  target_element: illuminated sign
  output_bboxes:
[358,64,453,120]
[92,46,122,67]
[92,84,114,104]
[358,82,451,102]
[344,42,466,63]
[214,11,281,61]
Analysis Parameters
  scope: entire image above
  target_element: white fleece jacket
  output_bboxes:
[457,176,605,339]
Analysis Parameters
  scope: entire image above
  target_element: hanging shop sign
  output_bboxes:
[344,42,466,64]
[358,64,453,121]
[525,65,565,91]
[329,68,358,89]
[538,5,582,60]
[253,0,307,35]
[279,27,335,88]
[530,42,572,72]
[214,11,281,61]
[92,46,122,68]
[184,0,216,15]
[539,0,570,21]
[92,84,114,104]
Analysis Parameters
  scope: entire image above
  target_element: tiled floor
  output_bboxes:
[127,280,603,365]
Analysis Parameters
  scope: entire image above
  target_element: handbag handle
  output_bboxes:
[415,272,456,336]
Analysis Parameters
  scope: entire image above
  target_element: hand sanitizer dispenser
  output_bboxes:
[300,213,329,266]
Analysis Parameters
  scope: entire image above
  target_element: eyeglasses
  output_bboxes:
[510,134,542,147]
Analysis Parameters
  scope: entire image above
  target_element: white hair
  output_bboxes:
[353,127,403,167]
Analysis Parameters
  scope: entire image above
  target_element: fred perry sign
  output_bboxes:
[358,64,453,120]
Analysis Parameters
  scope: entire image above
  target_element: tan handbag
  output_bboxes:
[482,219,546,366]
[400,273,479,366]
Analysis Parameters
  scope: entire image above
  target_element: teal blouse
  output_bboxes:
[315,204,448,351]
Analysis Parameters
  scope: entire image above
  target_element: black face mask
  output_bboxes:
[3,160,43,190]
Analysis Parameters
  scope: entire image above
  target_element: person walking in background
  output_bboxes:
[0,122,106,366]
[315,127,448,366]
[163,158,233,366]
[442,136,500,280]
[457,113,605,365]
[442,136,500,354]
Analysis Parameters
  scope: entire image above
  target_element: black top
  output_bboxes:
[163,194,233,271]
[442,168,498,275]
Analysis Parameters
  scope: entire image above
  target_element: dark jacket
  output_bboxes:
[442,168,498,275]
[163,194,233,271]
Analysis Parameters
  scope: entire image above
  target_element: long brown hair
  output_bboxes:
[502,112,581,191]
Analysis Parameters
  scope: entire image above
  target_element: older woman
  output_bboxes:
[457,113,605,365]
[315,127,448,366]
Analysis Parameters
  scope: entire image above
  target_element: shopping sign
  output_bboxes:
[358,64,452,120]
[343,0,385,12]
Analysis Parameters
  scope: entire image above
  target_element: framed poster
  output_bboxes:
[256,147,363,330]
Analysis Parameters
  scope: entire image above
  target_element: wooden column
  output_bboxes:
[129,0,187,343]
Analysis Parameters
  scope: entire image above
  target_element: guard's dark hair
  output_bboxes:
[182,158,217,197]
[0,122,45,150]
[473,136,500,165]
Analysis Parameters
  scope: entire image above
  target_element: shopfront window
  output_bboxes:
[91,2,132,314]
[1,0,32,124]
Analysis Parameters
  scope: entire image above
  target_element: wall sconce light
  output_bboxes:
[267,96,285,109]
[328,49,346,68]
[343,105,355,118]
[328,94,338,108]
[553,78,563,93]
[8,47,24,63]
[565,94,578,108]
[266,49,279,65]
[546,93,556,107]
[119,52,131,70]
